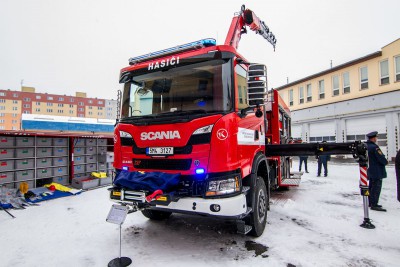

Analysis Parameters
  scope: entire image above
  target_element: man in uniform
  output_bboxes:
[366,131,388,212]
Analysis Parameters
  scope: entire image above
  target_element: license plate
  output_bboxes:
[146,147,174,155]
[112,191,121,196]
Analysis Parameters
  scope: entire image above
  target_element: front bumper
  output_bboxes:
[110,188,250,219]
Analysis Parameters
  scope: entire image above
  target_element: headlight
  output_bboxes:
[120,130,132,138]
[205,176,240,197]
[193,124,213,135]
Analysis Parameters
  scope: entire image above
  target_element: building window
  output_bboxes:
[69,110,74,114]
[318,80,325,99]
[47,96,53,100]
[88,100,93,104]
[46,109,53,112]
[78,114,84,117]
[70,98,74,102]
[23,98,31,101]
[380,59,389,85]
[0,106,5,110]
[12,120,17,124]
[58,103,64,107]
[12,107,18,110]
[0,99,5,103]
[98,112,103,116]
[36,102,41,105]
[13,100,18,104]
[0,120,4,123]
[58,110,63,113]
[0,126,4,130]
[306,84,312,102]
[58,97,64,101]
[0,92,5,96]
[35,108,40,112]
[23,104,30,108]
[299,86,304,104]
[11,126,17,130]
[0,113,4,116]
[343,72,350,93]
[288,89,293,106]
[78,108,84,112]
[394,56,400,82]
[359,66,368,89]
[23,111,30,114]
[13,93,18,97]
[69,104,74,108]
[36,95,41,99]
[47,103,53,106]
[98,107,103,110]
[12,113,17,117]
[78,102,84,106]
[98,101,103,104]
[88,106,93,110]
[89,111,93,115]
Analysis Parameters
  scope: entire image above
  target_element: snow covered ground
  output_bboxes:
[1,160,399,267]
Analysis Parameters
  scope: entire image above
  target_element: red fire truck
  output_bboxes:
[110,5,369,236]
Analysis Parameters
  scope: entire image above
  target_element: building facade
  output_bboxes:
[276,38,400,161]
[0,87,118,131]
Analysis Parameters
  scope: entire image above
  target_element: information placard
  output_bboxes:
[106,204,128,225]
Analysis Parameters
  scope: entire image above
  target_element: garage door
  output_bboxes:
[309,121,336,142]
[346,116,387,155]
[291,124,302,139]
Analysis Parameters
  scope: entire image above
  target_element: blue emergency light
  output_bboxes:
[128,38,217,65]
[195,168,205,175]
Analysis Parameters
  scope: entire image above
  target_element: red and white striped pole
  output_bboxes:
[359,163,375,229]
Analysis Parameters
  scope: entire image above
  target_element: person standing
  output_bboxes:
[366,131,388,212]
[317,141,330,177]
[317,154,330,177]
[299,155,309,173]
[395,149,400,202]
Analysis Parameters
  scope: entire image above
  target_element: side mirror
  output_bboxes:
[247,64,268,107]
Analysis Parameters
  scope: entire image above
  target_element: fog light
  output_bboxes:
[122,166,128,171]
[210,204,221,212]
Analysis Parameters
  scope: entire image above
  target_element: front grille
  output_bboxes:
[133,159,192,170]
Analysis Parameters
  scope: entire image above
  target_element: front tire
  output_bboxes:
[248,177,268,237]
[141,209,172,220]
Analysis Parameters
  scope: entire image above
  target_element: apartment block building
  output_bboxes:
[0,87,118,131]
[276,38,400,160]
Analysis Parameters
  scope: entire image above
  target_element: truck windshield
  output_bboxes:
[121,59,233,118]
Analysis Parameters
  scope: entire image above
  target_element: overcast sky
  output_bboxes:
[0,0,399,100]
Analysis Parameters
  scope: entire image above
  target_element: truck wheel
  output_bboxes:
[248,176,268,237]
[141,209,172,220]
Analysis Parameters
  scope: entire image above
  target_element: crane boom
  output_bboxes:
[224,5,277,50]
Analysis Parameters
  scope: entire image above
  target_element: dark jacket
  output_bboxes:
[366,140,388,180]
[317,154,330,163]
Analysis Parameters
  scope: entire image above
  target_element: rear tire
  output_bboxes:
[141,209,172,220]
[248,176,268,237]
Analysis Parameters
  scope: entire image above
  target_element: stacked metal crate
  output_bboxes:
[0,135,69,189]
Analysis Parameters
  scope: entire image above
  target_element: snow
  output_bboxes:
[1,160,399,267]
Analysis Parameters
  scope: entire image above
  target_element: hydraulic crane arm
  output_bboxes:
[224,5,277,50]
[266,141,368,165]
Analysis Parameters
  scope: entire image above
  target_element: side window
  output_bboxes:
[235,64,248,111]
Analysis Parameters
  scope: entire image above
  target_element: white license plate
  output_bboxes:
[146,147,174,155]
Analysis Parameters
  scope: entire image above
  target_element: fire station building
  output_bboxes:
[276,38,400,161]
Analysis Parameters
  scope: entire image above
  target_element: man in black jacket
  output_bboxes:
[366,131,388,211]
[395,149,400,202]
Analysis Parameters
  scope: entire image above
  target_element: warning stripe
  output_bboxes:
[359,166,368,186]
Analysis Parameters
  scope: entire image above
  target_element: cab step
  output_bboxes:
[236,220,252,235]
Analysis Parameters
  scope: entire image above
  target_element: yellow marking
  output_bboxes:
[157,196,167,201]
[113,191,121,196]
[365,191,369,196]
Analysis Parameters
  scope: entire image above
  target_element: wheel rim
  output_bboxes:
[257,188,266,223]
